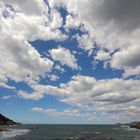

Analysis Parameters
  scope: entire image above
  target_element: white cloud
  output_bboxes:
[123,66,140,78]
[0,70,15,89]
[54,65,65,73]
[19,75,140,105]
[48,0,140,77]
[76,34,94,50]
[95,50,111,61]
[0,33,53,82]
[18,84,63,100]
[49,47,78,69]
[0,0,68,88]
[0,0,66,41]
[31,107,81,117]
[18,75,140,122]
[31,107,96,120]
[3,0,47,16]
[48,74,59,81]
[50,9,63,29]
[0,11,64,42]
[92,103,140,123]
[111,45,140,77]
[0,0,140,123]
[65,14,82,30]
[59,76,140,106]
[18,91,44,100]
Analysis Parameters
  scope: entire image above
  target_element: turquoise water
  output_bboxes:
[0,124,140,140]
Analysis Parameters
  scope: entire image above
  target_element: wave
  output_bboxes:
[0,129,30,140]
[120,125,140,132]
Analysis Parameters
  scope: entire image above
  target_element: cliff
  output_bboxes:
[0,114,21,125]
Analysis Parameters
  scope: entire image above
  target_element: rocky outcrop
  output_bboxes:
[130,122,140,129]
[0,114,21,126]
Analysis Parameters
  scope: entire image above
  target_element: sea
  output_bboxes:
[0,124,140,140]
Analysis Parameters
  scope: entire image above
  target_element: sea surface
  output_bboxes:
[0,124,140,140]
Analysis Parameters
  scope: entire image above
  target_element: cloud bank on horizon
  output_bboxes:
[0,0,140,124]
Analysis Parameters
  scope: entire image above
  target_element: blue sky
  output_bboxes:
[0,0,140,124]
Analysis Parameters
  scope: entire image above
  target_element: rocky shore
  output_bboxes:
[130,122,140,130]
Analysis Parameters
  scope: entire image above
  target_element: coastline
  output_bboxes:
[130,122,140,130]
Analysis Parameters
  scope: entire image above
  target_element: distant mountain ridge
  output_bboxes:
[0,114,20,125]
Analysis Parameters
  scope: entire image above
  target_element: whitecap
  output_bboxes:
[93,131,100,134]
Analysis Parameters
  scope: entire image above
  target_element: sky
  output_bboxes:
[0,0,140,124]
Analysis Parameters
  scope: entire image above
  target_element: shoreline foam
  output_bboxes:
[0,128,30,139]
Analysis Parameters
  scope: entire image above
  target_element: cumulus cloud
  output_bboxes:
[49,47,78,69]
[19,75,140,104]
[59,76,140,106]
[54,65,65,73]
[95,50,111,61]
[76,34,94,50]
[31,107,96,120]
[18,90,44,100]
[111,45,140,77]
[0,1,65,41]
[0,0,67,88]
[48,74,59,81]
[123,66,140,78]
[49,0,140,77]
[19,75,140,122]
[0,70,15,89]
[1,0,140,123]
[31,107,81,117]
[92,103,140,123]
[50,9,63,29]
[0,33,53,82]
[65,14,82,30]
[3,0,46,16]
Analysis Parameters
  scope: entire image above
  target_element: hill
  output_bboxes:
[0,114,20,125]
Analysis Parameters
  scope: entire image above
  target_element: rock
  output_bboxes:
[130,122,140,129]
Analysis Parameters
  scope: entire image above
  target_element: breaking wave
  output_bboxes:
[0,129,29,140]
